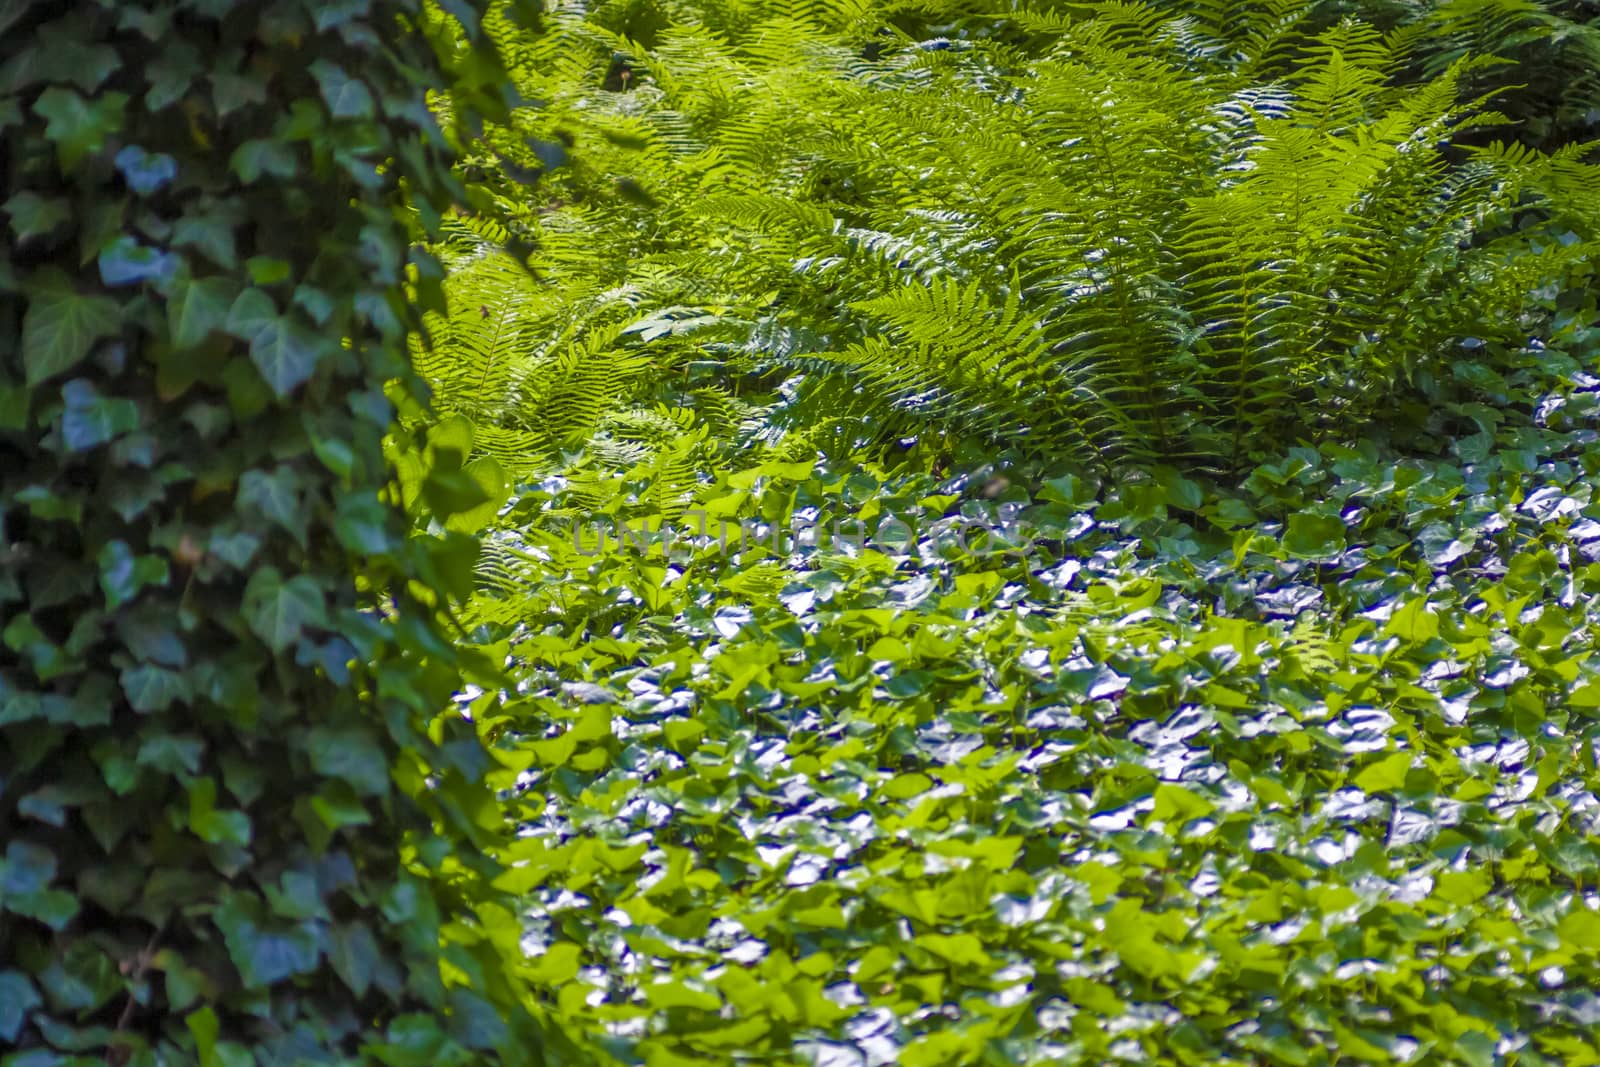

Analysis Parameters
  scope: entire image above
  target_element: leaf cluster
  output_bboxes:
[0,3,571,1065]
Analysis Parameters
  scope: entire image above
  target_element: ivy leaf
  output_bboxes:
[173,210,240,268]
[242,568,327,651]
[335,493,393,555]
[144,41,202,111]
[1151,783,1215,824]
[60,378,139,451]
[327,921,379,997]
[121,665,192,713]
[310,60,376,119]
[208,529,262,568]
[168,275,235,349]
[0,841,56,896]
[186,777,251,847]
[0,971,42,1043]
[226,287,279,343]
[1282,512,1346,560]
[250,318,326,397]
[22,271,122,385]
[0,16,121,94]
[212,70,268,116]
[5,191,71,242]
[97,539,170,610]
[213,892,319,988]
[114,145,179,195]
[33,87,128,169]
[307,728,391,796]
[237,466,305,541]
[1354,750,1413,794]
[99,235,181,288]
[187,1006,220,1067]
[229,139,297,183]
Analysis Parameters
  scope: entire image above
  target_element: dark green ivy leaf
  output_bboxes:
[22,270,122,385]
[213,892,320,988]
[168,275,235,349]
[225,287,278,343]
[121,665,192,713]
[143,41,202,111]
[307,727,390,796]
[310,59,376,119]
[32,88,128,169]
[137,732,205,775]
[173,210,240,268]
[97,539,170,610]
[0,16,121,94]
[242,568,327,651]
[327,920,380,997]
[4,191,71,242]
[229,139,297,183]
[1282,512,1346,561]
[236,466,305,541]
[250,318,326,397]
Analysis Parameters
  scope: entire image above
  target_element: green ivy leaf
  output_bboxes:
[173,210,239,268]
[307,728,390,796]
[187,1006,220,1067]
[237,466,305,541]
[213,892,319,988]
[0,16,121,94]
[187,777,251,847]
[225,287,278,342]
[121,665,192,713]
[229,139,296,184]
[4,191,71,242]
[97,539,170,610]
[249,318,326,397]
[33,87,128,169]
[22,271,122,385]
[168,275,235,349]
[1354,750,1413,794]
[138,733,205,776]
[327,921,380,997]
[143,42,202,111]
[310,60,376,119]
[1282,512,1346,560]
[242,568,327,652]
[1151,782,1215,824]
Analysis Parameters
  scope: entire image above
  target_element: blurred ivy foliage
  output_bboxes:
[0,2,578,1065]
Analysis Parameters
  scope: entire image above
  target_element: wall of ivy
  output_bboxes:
[0,3,562,1063]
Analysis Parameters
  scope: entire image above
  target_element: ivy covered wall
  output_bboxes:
[0,2,562,1063]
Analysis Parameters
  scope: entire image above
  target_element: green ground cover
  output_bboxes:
[399,1,1600,1063]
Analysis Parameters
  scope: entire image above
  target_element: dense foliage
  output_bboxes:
[404,0,1600,1064]
[423,0,1599,476]
[9,0,1600,1064]
[0,3,566,1064]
